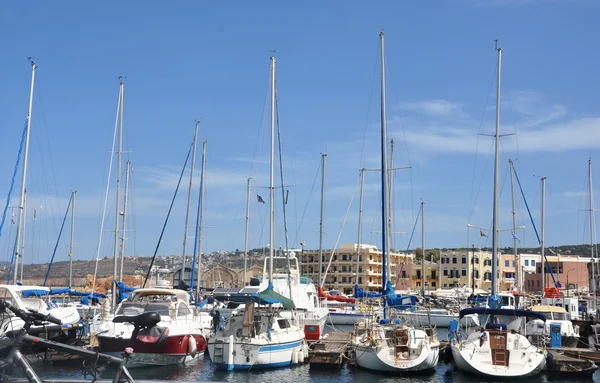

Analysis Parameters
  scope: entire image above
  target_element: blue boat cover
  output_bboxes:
[458,307,546,322]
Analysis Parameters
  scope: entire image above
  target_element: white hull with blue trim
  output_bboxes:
[207,304,306,371]
[208,337,304,370]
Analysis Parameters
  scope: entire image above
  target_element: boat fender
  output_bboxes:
[188,335,197,358]
[546,352,554,371]
[169,301,177,320]
[442,344,454,365]
[292,349,299,364]
[298,346,305,363]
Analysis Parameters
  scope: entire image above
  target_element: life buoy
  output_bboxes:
[188,335,198,358]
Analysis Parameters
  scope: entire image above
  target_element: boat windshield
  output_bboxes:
[539,312,568,320]
[116,302,170,316]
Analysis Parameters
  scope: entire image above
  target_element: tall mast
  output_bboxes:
[195,141,207,299]
[69,191,77,288]
[590,159,596,307]
[13,61,36,284]
[243,177,251,285]
[268,56,276,285]
[490,45,502,299]
[318,153,327,287]
[20,190,27,282]
[509,159,518,292]
[421,201,425,296]
[379,30,390,305]
[541,176,546,291]
[422,201,431,326]
[388,139,394,282]
[112,80,124,309]
[355,168,365,285]
[119,161,131,282]
[181,121,199,288]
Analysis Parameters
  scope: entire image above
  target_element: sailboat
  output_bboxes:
[352,31,440,373]
[449,44,547,378]
[206,56,305,371]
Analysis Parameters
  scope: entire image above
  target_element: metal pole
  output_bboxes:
[13,61,36,284]
[491,46,502,298]
[380,31,390,314]
[589,159,596,309]
[20,190,27,282]
[421,201,425,297]
[112,80,124,310]
[269,56,276,285]
[119,161,131,282]
[356,168,365,285]
[388,139,394,283]
[195,141,207,299]
[69,191,77,288]
[181,121,199,288]
[509,159,518,291]
[472,244,476,293]
[243,177,251,285]
[318,153,327,287]
[541,176,546,292]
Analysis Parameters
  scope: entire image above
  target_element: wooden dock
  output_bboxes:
[308,331,352,368]
[547,349,598,375]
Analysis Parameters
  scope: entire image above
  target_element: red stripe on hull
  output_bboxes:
[98,334,206,355]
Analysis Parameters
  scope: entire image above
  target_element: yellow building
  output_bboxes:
[299,243,414,295]
[437,249,497,291]
[409,261,439,293]
[499,253,518,291]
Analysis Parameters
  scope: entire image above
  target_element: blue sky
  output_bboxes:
[1,1,599,266]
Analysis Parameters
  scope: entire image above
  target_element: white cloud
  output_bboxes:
[389,92,600,154]
[396,100,469,119]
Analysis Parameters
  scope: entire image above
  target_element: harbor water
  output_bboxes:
[25,326,600,383]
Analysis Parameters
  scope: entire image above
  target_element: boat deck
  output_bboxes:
[308,331,352,368]
[547,349,598,375]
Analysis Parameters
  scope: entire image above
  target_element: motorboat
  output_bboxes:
[526,305,579,348]
[96,288,207,367]
[0,285,81,350]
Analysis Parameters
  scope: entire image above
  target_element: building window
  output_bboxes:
[524,260,529,266]
[432,282,436,287]
[443,268,448,276]
[473,268,479,278]
[452,268,458,278]
[484,258,492,267]
[505,260,510,267]
[452,256,457,264]
[484,271,492,281]
[473,257,479,264]
[417,282,421,287]
[531,260,536,267]
[512,261,517,267]
[358,277,363,284]
[462,267,467,277]
[341,277,347,283]
[441,256,448,264]
[462,255,467,264]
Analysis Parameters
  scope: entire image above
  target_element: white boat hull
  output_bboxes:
[208,337,305,370]
[354,342,439,372]
[451,342,546,377]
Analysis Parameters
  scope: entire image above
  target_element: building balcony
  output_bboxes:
[503,277,515,283]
